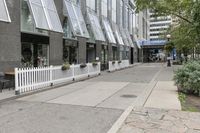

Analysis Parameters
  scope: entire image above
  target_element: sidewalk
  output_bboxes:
[0,63,142,103]
[144,81,181,110]
[110,65,196,133]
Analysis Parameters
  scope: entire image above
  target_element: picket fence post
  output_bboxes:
[50,65,53,86]
[15,68,20,95]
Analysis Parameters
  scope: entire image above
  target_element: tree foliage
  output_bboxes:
[136,0,200,58]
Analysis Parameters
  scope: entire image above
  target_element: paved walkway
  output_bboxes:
[118,107,200,133]
[117,65,200,133]
[0,63,162,133]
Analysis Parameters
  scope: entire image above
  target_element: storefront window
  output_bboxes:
[63,41,78,64]
[21,43,49,67]
[112,46,117,60]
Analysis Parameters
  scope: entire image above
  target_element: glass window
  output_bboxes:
[112,23,124,45]
[111,0,116,23]
[86,0,96,11]
[125,29,134,47]
[119,0,123,27]
[21,0,48,35]
[27,0,63,33]
[120,27,129,46]
[21,43,49,67]
[101,0,107,17]
[43,0,63,33]
[73,5,89,37]
[28,0,49,30]
[63,17,74,38]
[0,0,11,22]
[102,18,116,44]
[64,0,89,38]
[88,11,105,41]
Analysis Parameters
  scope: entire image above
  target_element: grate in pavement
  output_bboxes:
[121,94,137,98]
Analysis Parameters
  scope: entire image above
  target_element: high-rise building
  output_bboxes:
[149,11,172,42]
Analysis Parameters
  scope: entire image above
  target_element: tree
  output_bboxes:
[136,0,200,59]
[136,0,200,43]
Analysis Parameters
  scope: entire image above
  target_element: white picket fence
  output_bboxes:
[108,60,130,72]
[15,63,101,94]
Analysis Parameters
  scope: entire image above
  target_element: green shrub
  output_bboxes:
[92,61,98,66]
[61,62,70,71]
[80,63,87,68]
[174,60,200,95]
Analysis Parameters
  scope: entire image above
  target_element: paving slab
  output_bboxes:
[0,90,15,101]
[145,81,181,110]
[0,102,123,133]
[17,82,96,102]
[118,107,200,133]
[48,82,129,107]
[97,83,147,110]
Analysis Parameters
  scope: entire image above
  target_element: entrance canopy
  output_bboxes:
[63,0,89,38]
[0,0,11,22]
[27,0,63,33]
[112,23,124,46]
[102,18,116,44]
[87,10,106,42]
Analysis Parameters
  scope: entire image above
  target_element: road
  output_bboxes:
[0,63,166,133]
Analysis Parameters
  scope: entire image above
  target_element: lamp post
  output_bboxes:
[166,34,171,67]
[142,41,144,63]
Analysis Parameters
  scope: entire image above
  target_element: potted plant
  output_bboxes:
[80,63,87,68]
[61,62,70,71]
[92,61,98,66]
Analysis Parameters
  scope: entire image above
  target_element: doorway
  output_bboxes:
[131,47,134,64]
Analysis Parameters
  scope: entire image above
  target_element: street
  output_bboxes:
[0,63,167,133]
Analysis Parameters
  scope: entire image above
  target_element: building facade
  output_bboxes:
[0,0,141,72]
[149,11,172,42]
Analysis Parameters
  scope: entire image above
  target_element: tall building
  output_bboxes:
[149,11,172,42]
[0,0,141,72]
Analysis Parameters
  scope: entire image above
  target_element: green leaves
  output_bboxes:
[174,61,200,95]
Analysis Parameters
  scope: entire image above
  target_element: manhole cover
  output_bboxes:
[121,94,137,98]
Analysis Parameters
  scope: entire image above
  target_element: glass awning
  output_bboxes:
[102,18,116,44]
[87,11,105,42]
[119,27,129,47]
[0,0,11,22]
[63,0,89,38]
[133,35,141,49]
[124,29,134,47]
[112,23,124,45]
[27,0,63,33]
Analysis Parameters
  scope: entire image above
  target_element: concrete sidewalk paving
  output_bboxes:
[110,66,183,133]
[145,81,181,110]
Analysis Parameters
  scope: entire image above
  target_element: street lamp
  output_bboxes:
[166,34,171,67]
[141,41,144,63]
